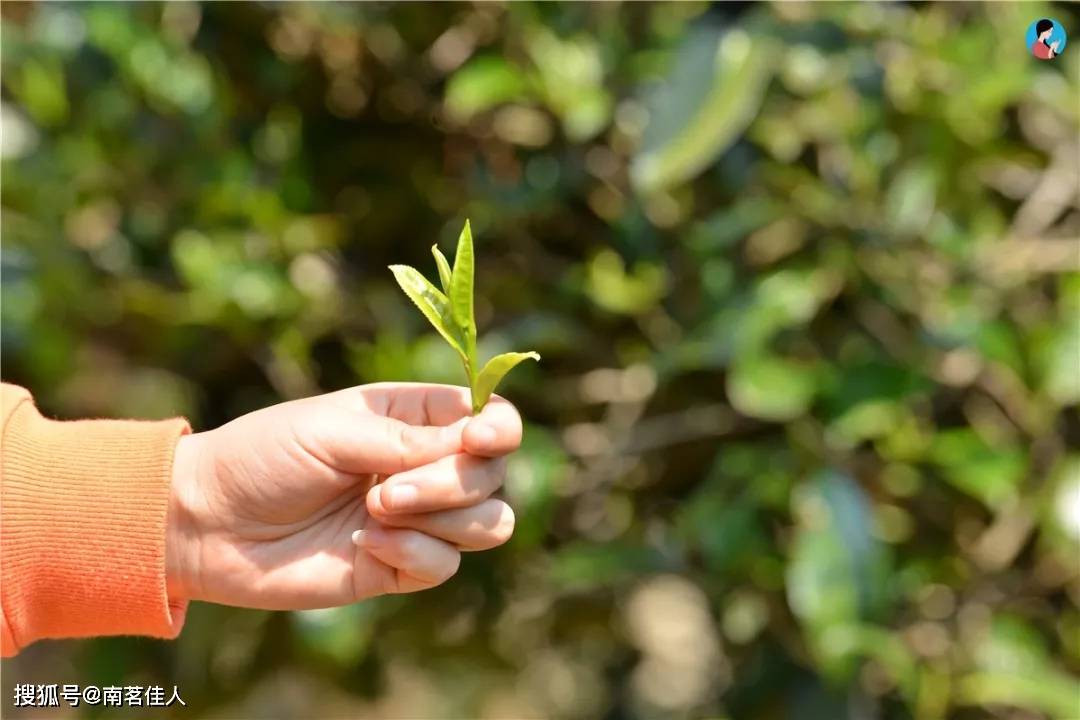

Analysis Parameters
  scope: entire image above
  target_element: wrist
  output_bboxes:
[167,432,206,601]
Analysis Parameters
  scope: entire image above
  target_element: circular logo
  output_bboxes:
[1026,18,1067,60]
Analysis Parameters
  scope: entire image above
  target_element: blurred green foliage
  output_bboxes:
[2,2,1079,719]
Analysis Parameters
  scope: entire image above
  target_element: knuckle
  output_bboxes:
[396,424,417,462]
[381,420,410,469]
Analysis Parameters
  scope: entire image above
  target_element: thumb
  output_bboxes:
[316,409,467,475]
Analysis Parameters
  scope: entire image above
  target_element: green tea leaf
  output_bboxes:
[432,244,453,294]
[388,264,466,359]
[390,220,539,414]
[449,220,476,340]
[473,351,540,412]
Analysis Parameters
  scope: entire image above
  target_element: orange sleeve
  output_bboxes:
[0,383,190,656]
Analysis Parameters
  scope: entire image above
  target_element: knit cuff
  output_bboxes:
[1,392,190,654]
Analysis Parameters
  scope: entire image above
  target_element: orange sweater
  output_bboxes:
[0,383,189,656]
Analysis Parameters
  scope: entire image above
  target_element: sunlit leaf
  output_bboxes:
[388,264,465,359]
[445,56,529,120]
[472,351,540,414]
[432,243,453,294]
[727,354,818,421]
[391,220,538,413]
[526,28,612,141]
[584,249,668,315]
[632,26,775,194]
[956,614,1080,719]
[449,219,476,341]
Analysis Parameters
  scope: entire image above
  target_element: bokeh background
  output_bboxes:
[2,2,1079,719]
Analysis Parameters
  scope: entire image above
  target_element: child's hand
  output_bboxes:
[165,383,521,609]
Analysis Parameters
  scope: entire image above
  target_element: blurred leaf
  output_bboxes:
[10,57,68,126]
[1033,318,1080,407]
[679,492,766,574]
[727,354,818,421]
[584,249,668,315]
[955,672,1080,720]
[956,614,1080,719]
[929,429,1026,508]
[506,425,565,549]
[294,604,380,665]
[445,56,529,119]
[549,541,668,591]
[885,162,937,237]
[822,360,929,416]
[688,197,783,257]
[787,472,891,678]
[633,25,775,194]
[526,28,612,141]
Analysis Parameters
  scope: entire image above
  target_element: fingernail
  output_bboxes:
[470,423,496,448]
[384,483,418,510]
[356,528,384,549]
[367,484,383,508]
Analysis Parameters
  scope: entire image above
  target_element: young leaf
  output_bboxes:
[390,219,540,415]
[388,264,466,359]
[472,351,540,413]
[432,244,453,294]
[449,220,476,340]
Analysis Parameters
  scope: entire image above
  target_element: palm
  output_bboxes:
[189,389,452,609]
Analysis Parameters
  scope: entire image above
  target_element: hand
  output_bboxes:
[166,383,521,609]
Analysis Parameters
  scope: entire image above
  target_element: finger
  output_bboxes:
[462,395,523,458]
[366,453,506,515]
[351,525,460,594]
[310,404,468,475]
[373,499,515,551]
[333,383,474,426]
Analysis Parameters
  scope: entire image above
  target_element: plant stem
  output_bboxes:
[465,335,480,414]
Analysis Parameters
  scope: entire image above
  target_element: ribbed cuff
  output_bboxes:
[1,391,190,654]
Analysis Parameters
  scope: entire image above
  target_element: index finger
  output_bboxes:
[331,383,473,426]
[328,383,523,457]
